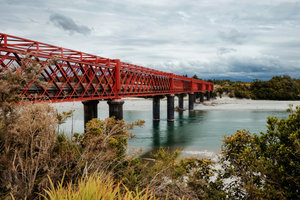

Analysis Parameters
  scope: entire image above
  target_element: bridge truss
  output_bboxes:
[0,33,213,103]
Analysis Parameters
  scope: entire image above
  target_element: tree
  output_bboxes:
[192,74,199,79]
[221,105,300,199]
[250,76,300,100]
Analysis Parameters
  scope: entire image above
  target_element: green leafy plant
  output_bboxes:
[221,105,300,199]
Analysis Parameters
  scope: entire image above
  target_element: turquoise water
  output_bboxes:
[126,110,287,153]
[58,102,288,155]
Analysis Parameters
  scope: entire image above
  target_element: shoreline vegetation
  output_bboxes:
[210,75,300,100]
[0,61,299,199]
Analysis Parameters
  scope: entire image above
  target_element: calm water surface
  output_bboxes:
[126,110,287,154]
[58,101,288,155]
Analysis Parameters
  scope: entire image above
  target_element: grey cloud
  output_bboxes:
[268,40,300,49]
[224,56,300,78]
[231,2,300,26]
[152,55,300,81]
[218,29,247,44]
[227,56,282,73]
[49,13,91,35]
[118,38,170,46]
[267,2,300,23]
[217,47,237,55]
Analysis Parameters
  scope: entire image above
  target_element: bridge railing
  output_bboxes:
[0,33,214,102]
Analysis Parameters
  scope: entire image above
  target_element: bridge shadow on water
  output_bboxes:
[140,110,208,158]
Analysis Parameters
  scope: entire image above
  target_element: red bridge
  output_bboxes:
[0,33,214,125]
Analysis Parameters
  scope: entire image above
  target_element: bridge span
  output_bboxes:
[0,33,214,127]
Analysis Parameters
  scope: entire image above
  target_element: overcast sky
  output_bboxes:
[1,0,300,80]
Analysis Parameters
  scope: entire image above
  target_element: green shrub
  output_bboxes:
[221,105,300,199]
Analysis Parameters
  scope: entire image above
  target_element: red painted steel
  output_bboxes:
[0,33,214,103]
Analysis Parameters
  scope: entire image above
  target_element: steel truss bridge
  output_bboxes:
[0,33,213,103]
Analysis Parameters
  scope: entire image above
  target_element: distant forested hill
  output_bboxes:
[211,75,300,100]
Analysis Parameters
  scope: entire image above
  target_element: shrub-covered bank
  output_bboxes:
[212,75,300,100]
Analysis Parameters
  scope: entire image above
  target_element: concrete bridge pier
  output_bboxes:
[200,92,204,103]
[189,93,194,110]
[153,96,160,121]
[167,94,175,122]
[107,99,124,120]
[206,92,211,101]
[82,100,99,131]
[178,94,184,110]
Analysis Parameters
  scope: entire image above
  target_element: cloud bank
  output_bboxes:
[0,0,299,81]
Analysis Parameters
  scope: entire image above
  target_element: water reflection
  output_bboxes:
[178,111,184,126]
[166,122,175,146]
[141,110,208,157]
[152,121,160,147]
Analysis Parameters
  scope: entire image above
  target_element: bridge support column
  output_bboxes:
[200,92,204,103]
[153,96,160,121]
[206,92,211,101]
[178,94,184,110]
[189,93,194,110]
[107,99,124,120]
[82,100,99,131]
[167,94,175,122]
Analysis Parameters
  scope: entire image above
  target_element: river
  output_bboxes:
[55,97,298,158]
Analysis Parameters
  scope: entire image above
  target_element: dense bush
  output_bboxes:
[214,76,300,100]
[251,76,300,100]
[114,148,225,199]
[0,103,59,199]
[221,105,300,199]
[0,110,145,199]
[41,147,223,200]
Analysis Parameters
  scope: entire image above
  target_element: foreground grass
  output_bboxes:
[42,173,171,200]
